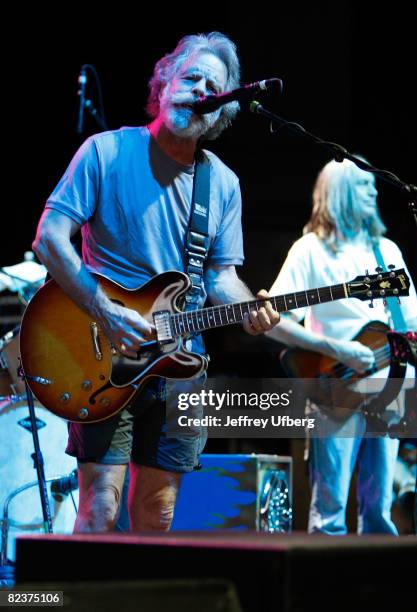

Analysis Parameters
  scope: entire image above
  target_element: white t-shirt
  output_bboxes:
[270,232,417,341]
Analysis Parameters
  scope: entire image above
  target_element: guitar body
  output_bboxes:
[20,271,207,423]
[280,321,391,420]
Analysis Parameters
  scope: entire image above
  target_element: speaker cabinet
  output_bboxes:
[14,532,416,612]
[9,579,242,612]
[171,453,292,532]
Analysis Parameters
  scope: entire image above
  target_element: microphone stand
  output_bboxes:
[19,369,54,537]
[249,101,417,227]
[77,63,109,134]
[84,99,109,131]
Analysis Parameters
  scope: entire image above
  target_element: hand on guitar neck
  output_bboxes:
[242,289,279,336]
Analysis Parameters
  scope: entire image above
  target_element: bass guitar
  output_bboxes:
[20,268,409,422]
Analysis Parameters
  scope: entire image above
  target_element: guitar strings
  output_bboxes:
[308,342,398,406]
[171,308,393,382]
[170,308,396,386]
[312,346,393,409]
[320,343,391,380]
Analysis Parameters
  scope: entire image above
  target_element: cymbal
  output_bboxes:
[0,251,47,301]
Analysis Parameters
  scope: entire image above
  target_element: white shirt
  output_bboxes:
[270,232,417,341]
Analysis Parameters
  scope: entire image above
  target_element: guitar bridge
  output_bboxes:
[153,310,174,344]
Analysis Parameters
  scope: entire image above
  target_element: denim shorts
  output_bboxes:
[66,376,207,473]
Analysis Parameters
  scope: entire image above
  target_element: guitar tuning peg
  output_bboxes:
[397,297,401,305]
[375,266,383,273]
[383,299,387,307]
[368,299,374,309]
[388,264,395,270]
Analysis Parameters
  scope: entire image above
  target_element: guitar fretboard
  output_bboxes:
[170,283,347,336]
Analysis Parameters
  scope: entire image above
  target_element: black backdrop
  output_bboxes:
[5,2,416,269]
[3,2,416,452]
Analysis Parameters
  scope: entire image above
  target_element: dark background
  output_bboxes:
[3,3,416,458]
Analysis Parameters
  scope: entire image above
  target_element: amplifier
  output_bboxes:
[171,454,292,532]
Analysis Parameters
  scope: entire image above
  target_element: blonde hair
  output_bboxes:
[304,158,386,252]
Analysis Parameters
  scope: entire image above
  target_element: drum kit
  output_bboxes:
[0,253,78,566]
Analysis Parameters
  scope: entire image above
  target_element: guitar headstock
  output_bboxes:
[347,267,410,303]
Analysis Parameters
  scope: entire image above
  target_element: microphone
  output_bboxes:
[76,66,87,134]
[51,470,78,500]
[192,78,283,115]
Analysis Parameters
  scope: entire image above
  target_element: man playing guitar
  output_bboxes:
[267,158,417,535]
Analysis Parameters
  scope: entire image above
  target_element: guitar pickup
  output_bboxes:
[153,310,174,344]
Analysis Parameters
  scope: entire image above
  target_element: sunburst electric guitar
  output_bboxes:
[19,268,410,423]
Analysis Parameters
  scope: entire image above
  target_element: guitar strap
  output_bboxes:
[372,241,407,331]
[183,149,211,312]
[364,331,417,436]
[364,241,413,434]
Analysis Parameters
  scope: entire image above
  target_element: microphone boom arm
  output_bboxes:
[250,100,417,224]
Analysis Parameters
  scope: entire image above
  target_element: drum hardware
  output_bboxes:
[0,401,78,567]
[1,472,78,567]
[0,330,17,351]
[0,327,27,403]
[20,376,54,536]
[50,469,78,502]
[0,327,54,546]
[0,251,47,306]
[0,257,63,576]
[17,415,47,432]
[21,372,52,386]
[0,394,26,406]
[0,295,24,328]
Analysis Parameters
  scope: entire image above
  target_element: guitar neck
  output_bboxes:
[171,282,347,336]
